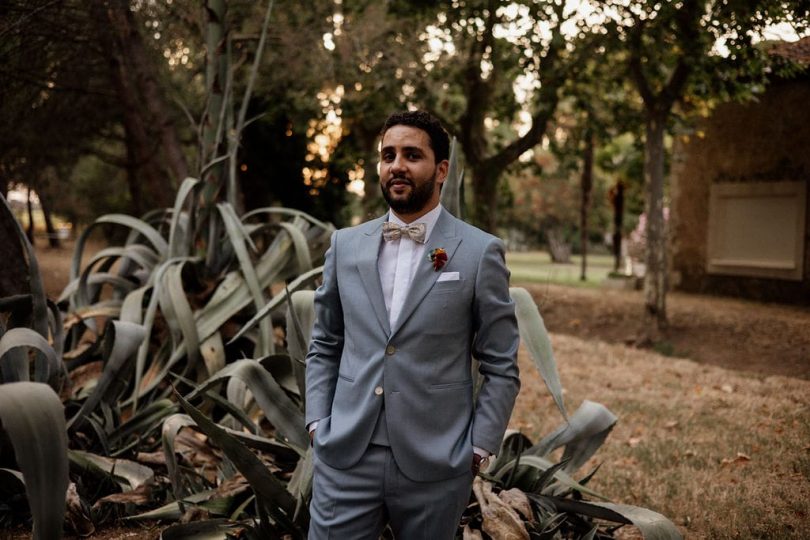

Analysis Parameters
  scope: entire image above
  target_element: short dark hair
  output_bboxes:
[381,110,450,163]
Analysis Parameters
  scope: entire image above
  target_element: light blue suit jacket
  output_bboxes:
[305,209,520,482]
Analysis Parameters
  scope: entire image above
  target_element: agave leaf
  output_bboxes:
[200,332,226,379]
[0,382,68,540]
[217,203,273,356]
[108,398,178,448]
[174,390,298,531]
[168,177,202,258]
[162,413,198,505]
[75,246,157,309]
[159,519,247,540]
[0,327,59,386]
[440,136,462,217]
[286,289,315,403]
[57,272,136,303]
[0,467,26,495]
[277,222,313,275]
[287,447,314,522]
[68,450,154,491]
[0,194,49,338]
[537,497,684,540]
[163,263,202,368]
[492,454,605,499]
[120,285,149,325]
[126,488,222,521]
[59,273,138,305]
[230,267,323,344]
[510,287,567,420]
[528,400,617,475]
[485,430,533,478]
[242,206,333,231]
[68,320,146,429]
[187,359,308,452]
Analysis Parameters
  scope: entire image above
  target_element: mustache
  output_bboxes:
[385,176,413,188]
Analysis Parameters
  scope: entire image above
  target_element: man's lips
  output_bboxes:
[387,178,413,190]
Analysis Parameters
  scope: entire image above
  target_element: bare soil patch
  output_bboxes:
[522,282,810,380]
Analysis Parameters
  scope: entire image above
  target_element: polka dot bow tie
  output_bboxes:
[382,222,426,244]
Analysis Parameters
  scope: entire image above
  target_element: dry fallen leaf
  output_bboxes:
[627,436,642,447]
[499,488,534,522]
[664,420,679,429]
[463,524,484,540]
[472,477,530,540]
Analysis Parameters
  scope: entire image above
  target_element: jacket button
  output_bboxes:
[385,345,396,355]
[374,386,383,396]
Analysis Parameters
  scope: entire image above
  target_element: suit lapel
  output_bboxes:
[356,215,390,335]
[391,209,461,336]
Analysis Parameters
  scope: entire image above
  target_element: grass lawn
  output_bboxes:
[509,334,810,539]
[506,251,616,287]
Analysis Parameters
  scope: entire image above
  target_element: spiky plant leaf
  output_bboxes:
[230,267,323,344]
[491,454,604,499]
[286,290,316,402]
[440,136,463,217]
[0,382,68,540]
[168,177,202,258]
[535,497,683,540]
[510,287,566,420]
[159,518,250,540]
[528,400,617,475]
[174,390,298,532]
[187,359,308,452]
[162,413,198,506]
[70,214,168,282]
[68,320,146,428]
[217,203,273,356]
[0,327,60,386]
[68,450,154,491]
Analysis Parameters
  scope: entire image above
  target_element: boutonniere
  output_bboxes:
[428,248,448,271]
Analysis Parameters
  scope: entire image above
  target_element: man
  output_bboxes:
[305,110,520,539]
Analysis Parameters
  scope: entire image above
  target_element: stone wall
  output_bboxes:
[670,76,810,304]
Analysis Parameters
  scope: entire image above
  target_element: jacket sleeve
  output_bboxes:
[305,230,344,426]
[470,237,521,454]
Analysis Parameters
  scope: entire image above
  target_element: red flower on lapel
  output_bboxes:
[428,248,448,271]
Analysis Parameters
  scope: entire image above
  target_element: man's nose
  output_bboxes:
[390,153,406,173]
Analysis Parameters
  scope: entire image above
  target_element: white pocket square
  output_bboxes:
[437,271,460,282]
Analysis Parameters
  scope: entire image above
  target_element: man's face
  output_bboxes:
[379,125,448,218]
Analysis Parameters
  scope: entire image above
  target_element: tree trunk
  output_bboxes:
[26,186,35,245]
[469,166,499,233]
[579,126,594,281]
[642,114,668,338]
[99,2,173,212]
[41,196,60,249]
[105,0,189,183]
[611,181,625,272]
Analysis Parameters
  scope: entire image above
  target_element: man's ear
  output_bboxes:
[436,160,449,185]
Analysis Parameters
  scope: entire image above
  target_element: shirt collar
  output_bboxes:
[387,204,443,243]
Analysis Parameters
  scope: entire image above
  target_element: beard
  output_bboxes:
[380,171,438,215]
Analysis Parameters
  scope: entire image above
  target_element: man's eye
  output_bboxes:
[407,152,421,160]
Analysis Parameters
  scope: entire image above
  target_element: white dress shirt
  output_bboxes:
[379,204,443,327]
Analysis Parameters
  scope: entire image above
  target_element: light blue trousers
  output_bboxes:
[308,444,473,539]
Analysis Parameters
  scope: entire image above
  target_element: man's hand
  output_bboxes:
[309,429,315,446]
[471,453,488,476]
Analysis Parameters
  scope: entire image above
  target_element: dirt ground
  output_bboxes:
[523,282,810,380]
